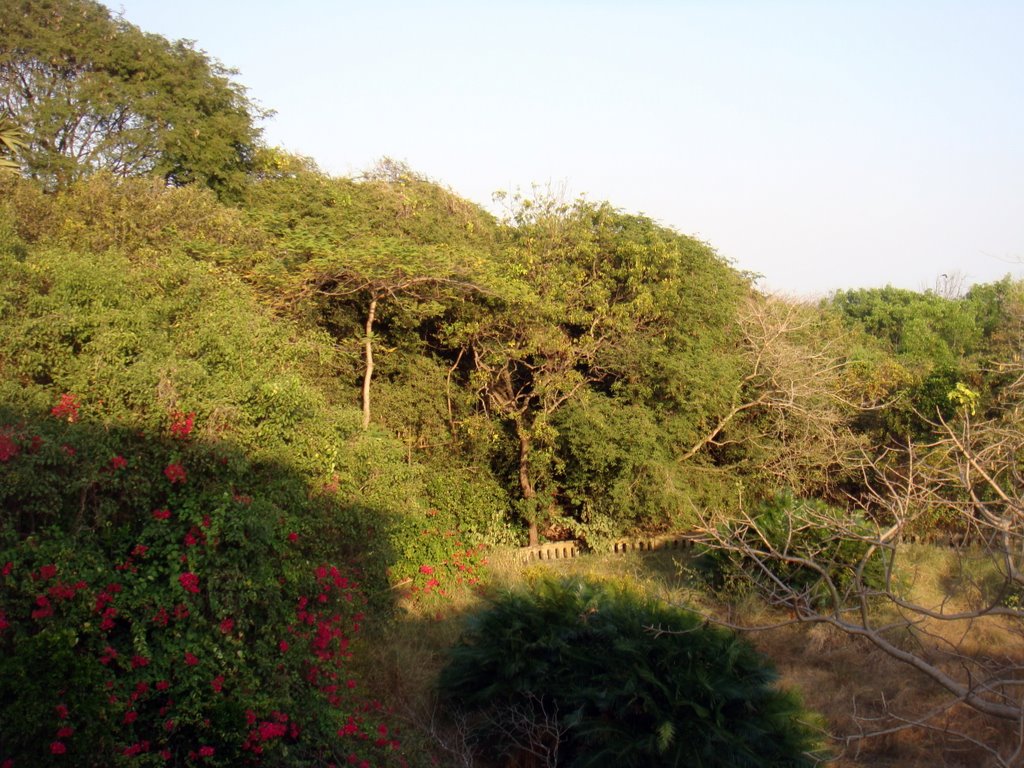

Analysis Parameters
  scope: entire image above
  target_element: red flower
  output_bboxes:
[418,565,434,575]
[279,640,289,653]
[123,710,138,725]
[38,564,58,580]
[211,675,225,693]
[55,703,69,719]
[56,726,74,739]
[184,651,199,666]
[198,746,214,758]
[1,561,12,576]
[110,455,128,470]
[32,594,53,620]
[287,531,299,542]
[0,429,18,462]
[152,508,172,520]
[178,572,200,594]
[130,654,150,669]
[164,463,187,484]
[51,393,80,423]
[131,544,149,557]
[156,680,170,691]
[169,411,195,439]
[50,741,67,754]
[219,617,234,634]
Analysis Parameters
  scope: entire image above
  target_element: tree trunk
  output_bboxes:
[517,425,539,547]
[361,295,378,430]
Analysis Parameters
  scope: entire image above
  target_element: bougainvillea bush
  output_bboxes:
[0,398,409,767]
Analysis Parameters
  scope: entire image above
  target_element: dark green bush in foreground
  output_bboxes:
[439,577,824,767]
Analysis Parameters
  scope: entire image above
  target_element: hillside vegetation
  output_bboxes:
[2,2,1024,766]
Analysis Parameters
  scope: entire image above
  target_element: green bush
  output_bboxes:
[439,577,824,767]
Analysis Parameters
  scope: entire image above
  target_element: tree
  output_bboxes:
[245,161,501,430]
[679,294,868,500]
[0,0,263,198]
[300,241,493,430]
[695,366,1024,765]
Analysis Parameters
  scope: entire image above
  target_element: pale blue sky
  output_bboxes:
[109,1,1023,297]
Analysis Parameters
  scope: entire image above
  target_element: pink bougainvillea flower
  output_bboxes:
[51,393,80,423]
[37,564,58,580]
[164,463,187,484]
[178,572,200,594]
[169,411,195,439]
[0,429,18,462]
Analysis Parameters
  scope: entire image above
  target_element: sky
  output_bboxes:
[108,1,1024,298]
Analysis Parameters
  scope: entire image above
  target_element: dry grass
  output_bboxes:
[359,543,1023,767]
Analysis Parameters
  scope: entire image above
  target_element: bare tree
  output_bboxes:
[681,294,868,496]
[694,366,1024,764]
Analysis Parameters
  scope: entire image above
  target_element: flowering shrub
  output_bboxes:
[385,508,489,611]
[0,399,410,767]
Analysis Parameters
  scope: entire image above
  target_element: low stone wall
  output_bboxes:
[518,533,697,564]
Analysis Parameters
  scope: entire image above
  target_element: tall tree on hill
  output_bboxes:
[459,194,746,545]
[246,160,503,430]
[0,0,263,198]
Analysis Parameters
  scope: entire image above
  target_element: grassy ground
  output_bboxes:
[361,544,1023,767]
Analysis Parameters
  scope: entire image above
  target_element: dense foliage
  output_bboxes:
[439,577,824,767]
[0,0,263,198]
[2,2,1024,763]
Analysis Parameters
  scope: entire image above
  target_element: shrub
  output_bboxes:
[438,577,824,767]
[0,402,408,767]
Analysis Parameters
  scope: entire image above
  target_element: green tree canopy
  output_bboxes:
[0,0,264,198]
